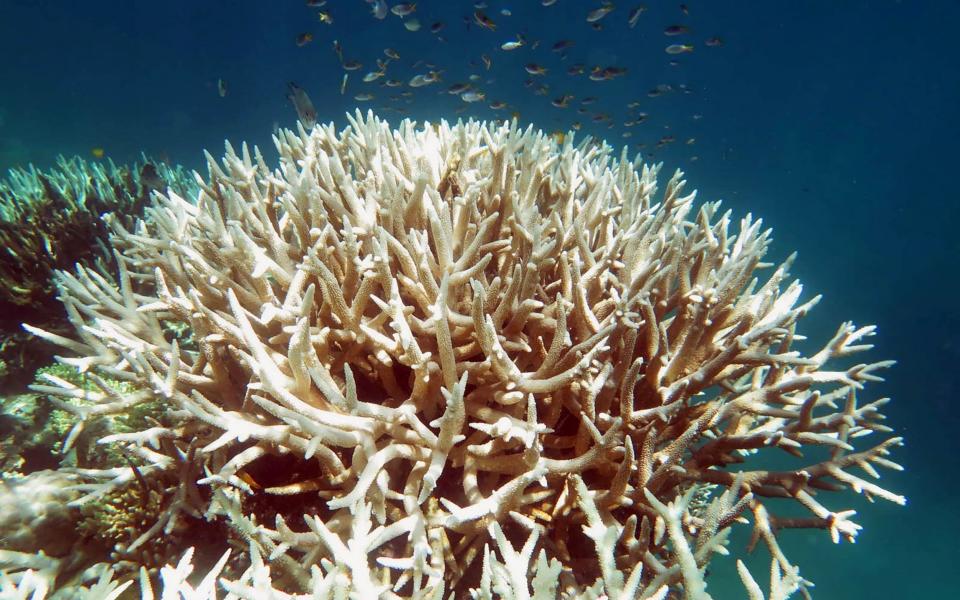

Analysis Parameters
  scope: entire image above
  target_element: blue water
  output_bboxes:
[2,0,956,596]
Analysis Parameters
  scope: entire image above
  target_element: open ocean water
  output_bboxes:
[1,1,956,597]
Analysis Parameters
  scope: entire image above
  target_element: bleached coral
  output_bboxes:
[17,111,904,598]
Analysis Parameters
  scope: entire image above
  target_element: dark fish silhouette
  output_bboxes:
[287,82,317,129]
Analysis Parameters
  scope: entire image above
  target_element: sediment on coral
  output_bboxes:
[0,155,195,391]
[10,111,904,599]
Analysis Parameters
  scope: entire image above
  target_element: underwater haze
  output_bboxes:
[1,0,957,597]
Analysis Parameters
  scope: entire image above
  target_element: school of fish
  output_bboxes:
[245,1,724,162]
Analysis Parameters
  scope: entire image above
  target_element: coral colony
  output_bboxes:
[0,156,194,390]
[2,112,904,598]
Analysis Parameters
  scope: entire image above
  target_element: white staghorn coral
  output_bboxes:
[14,111,904,598]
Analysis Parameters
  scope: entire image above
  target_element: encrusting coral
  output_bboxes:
[7,111,904,598]
[0,156,195,391]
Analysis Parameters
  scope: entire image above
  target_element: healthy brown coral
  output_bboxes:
[0,155,194,391]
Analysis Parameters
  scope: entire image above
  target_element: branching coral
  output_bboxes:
[15,111,904,598]
[0,155,195,390]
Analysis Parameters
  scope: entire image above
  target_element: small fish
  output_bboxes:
[342,60,363,70]
[586,2,615,23]
[391,3,417,16]
[409,74,430,87]
[501,36,524,51]
[550,130,565,144]
[217,78,228,97]
[589,67,607,81]
[340,73,348,94]
[447,82,472,94]
[524,63,547,75]
[384,48,400,60]
[333,40,344,61]
[91,147,105,158]
[430,21,445,33]
[473,10,496,30]
[567,63,586,75]
[581,96,597,105]
[404,18,422,31]
[409,72,440,87]
[501,8,512,16]
[385,79,403,87]
[236,470,261,490]
[363,70,385,82]
[489,100,507,109]
[627,5,646,28]
[481,54,492,70]
[296,32,313,46]
[603,66,628,78]
[355,93,375,101]
[664,25,689,36]
[461,90,485,102]
[287,82,317,129]
[646,83,672,97]
[551,95,574,108]
[571,121,581,130]
[665,43,693,54]
[317,10,333,24]
[368,0,388,19]
[542,0,557,5]
[705,36,723,47]
[680,3,689,15]
[551,39,574,52]
[306,0,326,6]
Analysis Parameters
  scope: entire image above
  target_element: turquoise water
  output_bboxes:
[1,1,956,597]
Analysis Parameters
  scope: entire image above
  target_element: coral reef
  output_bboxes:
[0,363,167,475]
[0,156,195,391]
[6,112,904,598]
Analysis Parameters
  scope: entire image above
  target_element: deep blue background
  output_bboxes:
[2,1,956,596]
